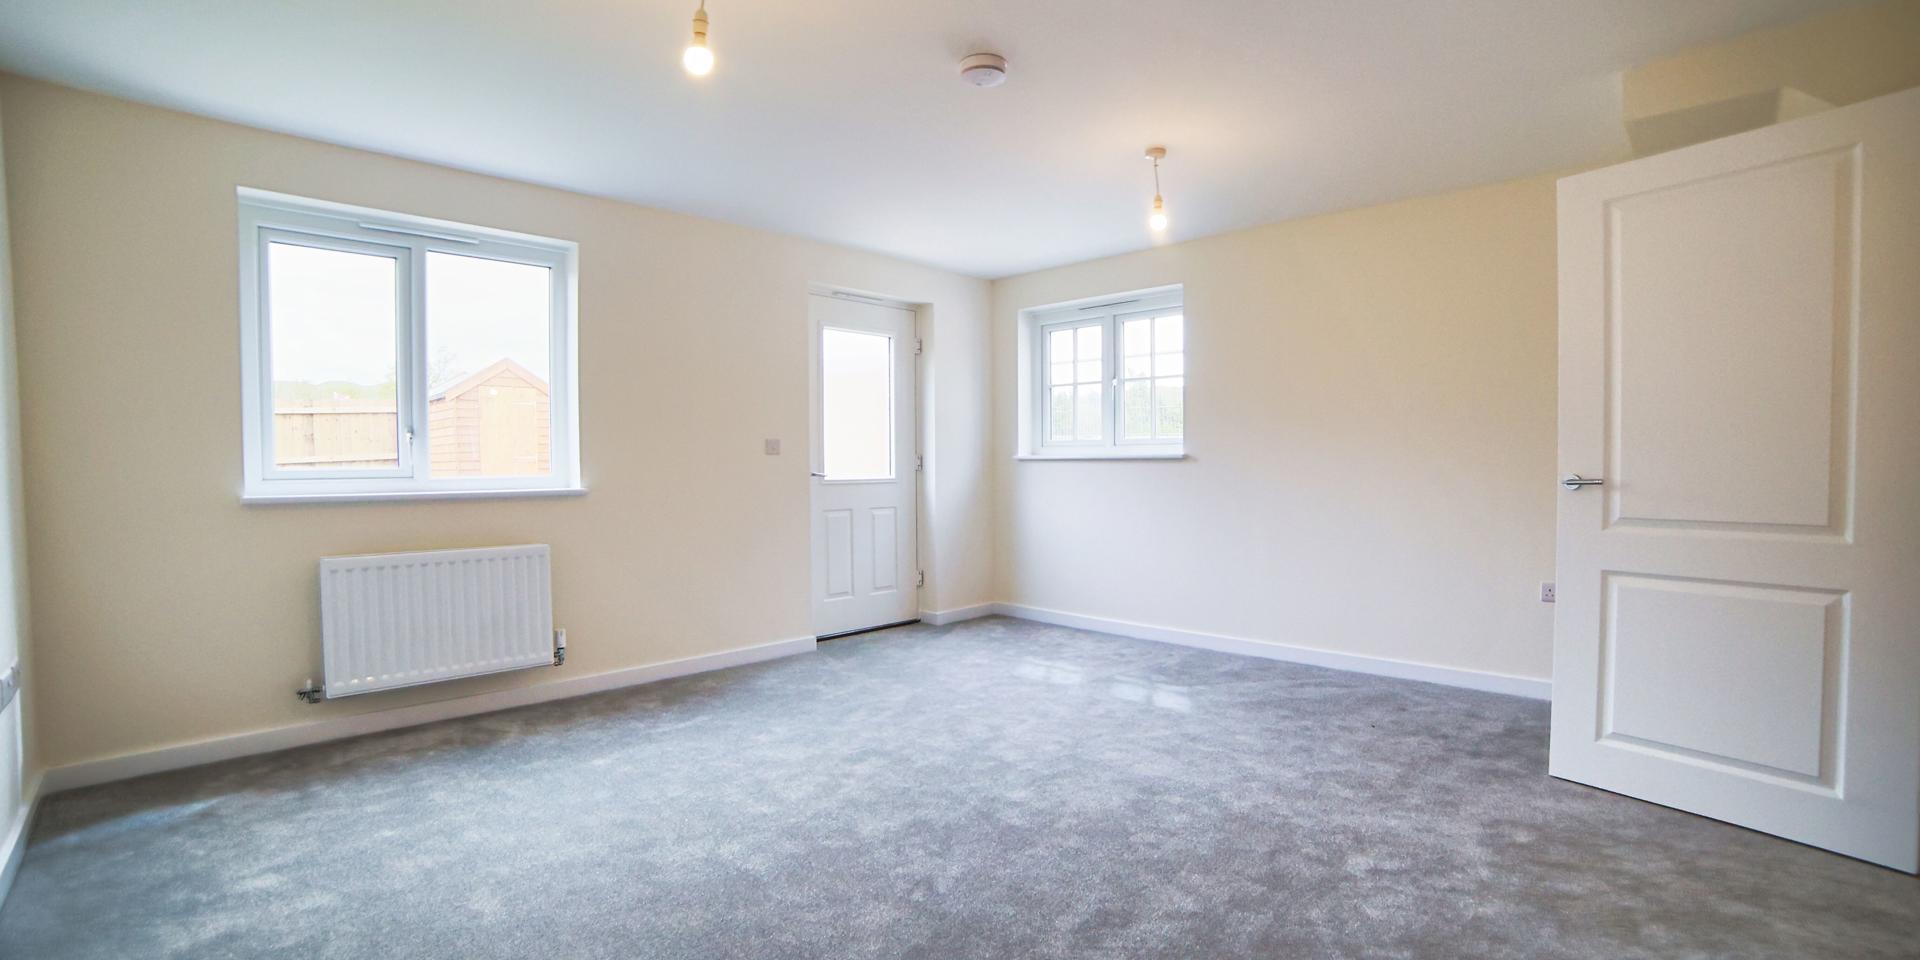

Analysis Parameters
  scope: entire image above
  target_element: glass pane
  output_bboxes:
[1049,329,1073,366]
[1124,355,1151,378]
[1075,383,1102,441]
[1154,351,1184,377]
[1123,380,1152,439]
[1050,361,1073,387]
[1155,314,1184,352]
[1075,359,1101,384]
[1049,385,1073,440]
[1124,318,1151,357]
[268,242,400,471]
[425,252,554,477]
[1155,377,1185,438]
[822,328,894,479]
[1076,325,1102,360]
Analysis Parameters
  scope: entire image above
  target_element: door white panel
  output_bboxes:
[823,509,854,599]
[1604,575,1840,781]
[809,294,918,637]
[870,507,898,592]
[1553,87,1920,872]
[1607,148,1854,532]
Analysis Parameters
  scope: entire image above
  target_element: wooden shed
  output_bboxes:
[428,358,552,476]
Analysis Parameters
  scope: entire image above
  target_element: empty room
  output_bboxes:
[0,0,1915,956]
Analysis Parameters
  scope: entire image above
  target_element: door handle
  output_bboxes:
[1562,474,1604,490]
[811,471,828,479]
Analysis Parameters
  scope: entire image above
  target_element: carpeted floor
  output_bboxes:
[2,616,1915,959]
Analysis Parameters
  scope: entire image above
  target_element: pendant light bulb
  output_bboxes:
[683,2,713,76]
[1144,146,1169,232]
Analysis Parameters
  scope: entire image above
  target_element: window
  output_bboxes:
[239,189,579,500]
[1022,287,1184,458]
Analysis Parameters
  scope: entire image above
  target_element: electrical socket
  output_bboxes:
[1540,581,1556,603]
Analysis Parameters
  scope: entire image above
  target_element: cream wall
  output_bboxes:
[991,175,1560,681]
[0,76,992,771]
[0,93,33,873]
[1622,0,1920,121]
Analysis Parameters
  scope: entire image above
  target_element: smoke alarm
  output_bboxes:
[959,53,1008,88]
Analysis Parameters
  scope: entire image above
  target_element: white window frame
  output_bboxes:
[1018,285,1185,460]
[237,188,582,502]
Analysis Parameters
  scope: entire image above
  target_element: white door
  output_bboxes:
[1552,87,1920,872]
[809,293,918,638]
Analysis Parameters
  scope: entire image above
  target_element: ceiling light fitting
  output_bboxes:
[1145,146,1168,232]
[959,53,1008,88]
[683,1,713,77]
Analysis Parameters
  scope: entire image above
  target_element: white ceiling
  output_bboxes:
[0,0,1859,277]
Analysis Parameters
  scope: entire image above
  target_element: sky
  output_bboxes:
[268,243,551,390]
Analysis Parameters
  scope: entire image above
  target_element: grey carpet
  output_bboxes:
[1,616,1914,959]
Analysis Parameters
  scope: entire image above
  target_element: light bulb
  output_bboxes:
[683,42,713,76]
[683,2,712,76]
[1149,196,1168,232]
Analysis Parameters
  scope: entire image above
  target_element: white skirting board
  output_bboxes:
[40,635,816,795]
[0,771,41,912]
[990,602,1552,700]
[918,603,997,626]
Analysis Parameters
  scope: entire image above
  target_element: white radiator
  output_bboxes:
[317,544,555,699]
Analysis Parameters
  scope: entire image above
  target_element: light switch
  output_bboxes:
[764,438,781,455]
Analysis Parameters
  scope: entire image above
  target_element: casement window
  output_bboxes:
[237,189,581,501]
[1021,286,1184,459]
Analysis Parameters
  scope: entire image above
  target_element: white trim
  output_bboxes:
[1013,452,1187,461]
[918,603,997,625]
[990,603,1551,700]
[0,771,41,912]
[40,635,816,795]
[242,485,587,505]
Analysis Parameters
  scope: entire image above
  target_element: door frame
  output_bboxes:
[806,285,925,638]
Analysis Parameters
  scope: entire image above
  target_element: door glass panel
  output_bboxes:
[267,242,400,471]
[425,252,554,477]
[822,327,893,480]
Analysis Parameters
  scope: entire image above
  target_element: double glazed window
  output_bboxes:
[239,190,579,500]
[1030,289,1184,456]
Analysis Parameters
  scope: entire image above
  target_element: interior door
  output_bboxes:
[1552,87,1920,872]
[809,293,918,638]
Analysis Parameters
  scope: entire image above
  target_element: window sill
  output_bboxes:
[1014,451,1187,462]
[242,486,588,505]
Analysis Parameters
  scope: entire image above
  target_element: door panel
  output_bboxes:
[870,507,899,592]
[1553,87,1920,872]
[809,294,917,637]
[823,509,854,599]
[1605,146,1855,534]
[1603,574,1841,782]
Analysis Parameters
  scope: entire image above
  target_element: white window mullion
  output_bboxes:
[1103,314,1120,445]
[405,238,429,479]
